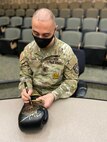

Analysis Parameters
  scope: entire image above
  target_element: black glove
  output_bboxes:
[18,99,48,131]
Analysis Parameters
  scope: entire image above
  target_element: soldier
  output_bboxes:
[19,8,79,108]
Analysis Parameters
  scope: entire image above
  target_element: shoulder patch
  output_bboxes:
[73,63,79,74]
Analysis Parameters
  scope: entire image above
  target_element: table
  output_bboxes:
[0,98,107,142]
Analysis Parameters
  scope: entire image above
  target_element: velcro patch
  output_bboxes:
[73,63,79,74]
[53,72,59,79]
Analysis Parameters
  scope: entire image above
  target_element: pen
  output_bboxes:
[24,82,33,106]
[29,98,33,105]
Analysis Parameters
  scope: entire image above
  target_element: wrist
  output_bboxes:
[51,92,57,101]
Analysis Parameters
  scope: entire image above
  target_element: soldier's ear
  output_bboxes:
[55,25,58,31]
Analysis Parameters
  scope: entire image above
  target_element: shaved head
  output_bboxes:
[32,8,56,26]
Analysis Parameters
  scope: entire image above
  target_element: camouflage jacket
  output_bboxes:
[19,38,79,100]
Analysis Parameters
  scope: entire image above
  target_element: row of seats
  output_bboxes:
[0,1,107,10]
[55,17,107,34]
[59,30,107,66]
[0,27,107,66]
[0,17,32,29]
[0,27,103,47]
[0,28,33,56]
[0,8,35,17]
[1,8,107,18]
[51,8,107,18]
[1,16,107,34]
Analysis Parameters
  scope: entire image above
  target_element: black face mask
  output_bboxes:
[33,34,54,48]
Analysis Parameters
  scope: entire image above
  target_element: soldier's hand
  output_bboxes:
[36,93,55,108]
[21,89,33,103]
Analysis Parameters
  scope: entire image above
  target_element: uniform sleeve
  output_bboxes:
[19,46,33,90]
[52,47,79,100]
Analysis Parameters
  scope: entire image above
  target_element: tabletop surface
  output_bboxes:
[0,98,107,142]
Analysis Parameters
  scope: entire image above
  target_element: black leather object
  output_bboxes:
[18,100,48,131]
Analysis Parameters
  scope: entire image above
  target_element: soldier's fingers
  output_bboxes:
[22,89,27,94]
[21,93,30,104]
[36,96,44,101]
[28,89,33,94]
[21,91,31,99]
[21,94,30,102]
[23,100,29,104]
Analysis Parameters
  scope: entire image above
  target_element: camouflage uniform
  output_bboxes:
[19,37,79,100]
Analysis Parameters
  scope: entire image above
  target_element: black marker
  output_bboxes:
[24,82,33,106]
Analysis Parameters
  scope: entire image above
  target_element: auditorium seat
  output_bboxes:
[28,3,38,9]
[0,28,21,55]
[18,28,33,55]
[57,2,68,9]
[25,9,35,17]
[21,17,32,29]
[82,18,99,35]
[59,8,71,18]
[66,17,81,31]
[16,9,25,17]
[51,9,59,17]
[69,1,80,10]
[11,3,19,10]
[0,9,5,16]
[93,1,106,10]
[38,3,48,9]
[3,3,11,10]
[48,2,58,9]
[100,8,107,19]
[72,8,84,19]
[9,16,23,28]
[0,16,10,36]
[5,9,15,17]
[61,31,82,49]
[83,32,107,66]
[0,16,10,27]
[19,3,28,10]
[83,32,107,49]
[99,18,107,33]
[81,1,92,10]
[85,8,99,18]
[55,17,65,30]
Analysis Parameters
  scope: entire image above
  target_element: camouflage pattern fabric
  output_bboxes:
[19,37,79,100]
